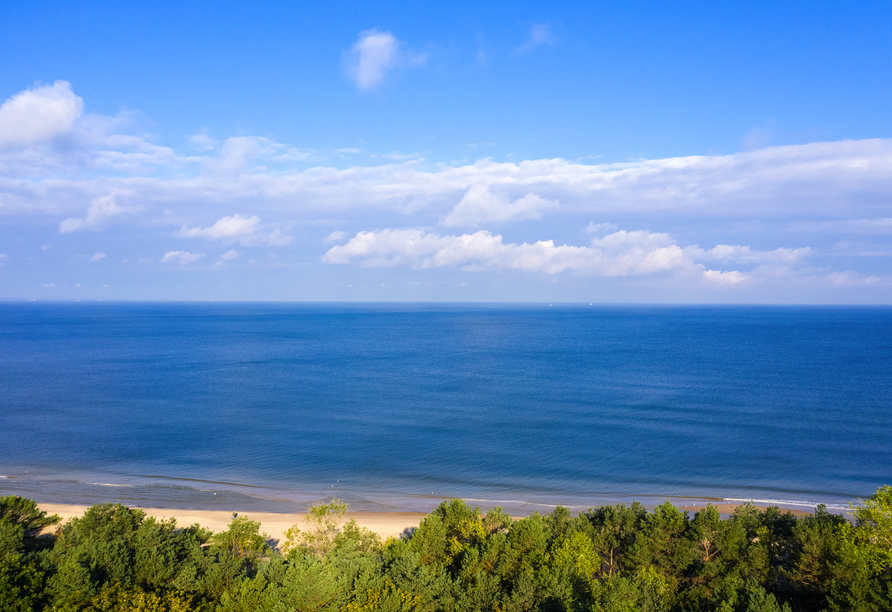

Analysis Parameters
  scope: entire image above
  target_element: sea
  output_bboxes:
[1,303,890,515]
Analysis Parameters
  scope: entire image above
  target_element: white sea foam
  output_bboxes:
[81,482,134,488]
[724,498,852,511]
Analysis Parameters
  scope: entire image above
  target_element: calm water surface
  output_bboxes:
[1,303,889,513]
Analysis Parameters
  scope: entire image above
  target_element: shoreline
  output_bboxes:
[35,500,815,549]
[1,473,854,517]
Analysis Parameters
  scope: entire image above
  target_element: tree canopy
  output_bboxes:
[1,487,890,612]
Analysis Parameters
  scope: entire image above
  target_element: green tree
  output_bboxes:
[283,499,348,559]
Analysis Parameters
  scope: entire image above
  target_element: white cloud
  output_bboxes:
[324,227,816,283]
[0,81,890,299]
[695,245,811,264]
[585,221,618,234]
[161,251,204,265]
[344,29,425,90]
[178,214,292,246]
[0,254,6,267]
[440,185,559,227]
[742,120,775,151]
[59,194,137,233]
[17,137,881,225]
[822,271,889,287]
[179,214,260,239]
[219,249,240,260]
[513,24,558,55]
[337,148,361,154]
[189,129,217,151]
[201,136,314,174]
[0,81,83,148]
[703,269,749,285]
[90,252,106,262]
[346,29,399,89]
[324,228,689,276]
[324,231,347,244]
[3,82,892,229]
[41,283,55,287]
[41,244,51,250]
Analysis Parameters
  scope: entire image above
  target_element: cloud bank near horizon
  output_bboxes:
[1,81,890,301]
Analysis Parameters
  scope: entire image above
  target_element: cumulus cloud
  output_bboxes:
[219,249,240,260]
[344,29,425,90]
[90,252,106,262]
[324,227,816,285]
[441,185,559,227]
[513,24,558,55]
[325,228,686,276]
[59,194,137,233]
[2,81,891,299]
[4,81,892,230]
[161,251,204,265]
[703,269,749,285]
[177,214,292,246]
[0,81,83,148]
[179,214,260,239]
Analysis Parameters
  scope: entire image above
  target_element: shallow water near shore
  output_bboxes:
[1,303,890,514]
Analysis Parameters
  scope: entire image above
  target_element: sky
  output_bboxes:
[1,0,891,303]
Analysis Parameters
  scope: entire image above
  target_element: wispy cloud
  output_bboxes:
[161,251,204,265]
[189,129,217,151]
[59,194,138,233]
[90,252,107,262]
[177,214,292,246]
[441,185,558,227]
[513,24,558,56]
[2,81,892,299]
[344,29,426,90]
[346,29,399,89]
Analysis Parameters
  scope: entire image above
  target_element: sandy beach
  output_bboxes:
[36,501,813,549]
[38,504,428,547]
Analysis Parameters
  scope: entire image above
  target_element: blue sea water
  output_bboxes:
[0,303,890,514]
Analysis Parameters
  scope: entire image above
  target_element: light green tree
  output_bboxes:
[283,499,348,559]
[851,484,892,574]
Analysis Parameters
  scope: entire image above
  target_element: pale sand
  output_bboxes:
[38,505,427,547]
[37,502,812,549]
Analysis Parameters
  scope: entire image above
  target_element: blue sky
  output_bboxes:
[1,0,891,302]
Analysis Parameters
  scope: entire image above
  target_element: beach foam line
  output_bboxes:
[461,497,581,509]
[80,482,135,488]
[724,498,851,511]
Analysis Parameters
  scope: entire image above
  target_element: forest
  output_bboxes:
[1,486,890,612]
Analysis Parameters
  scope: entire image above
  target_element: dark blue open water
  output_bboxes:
[1,303,890,514]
